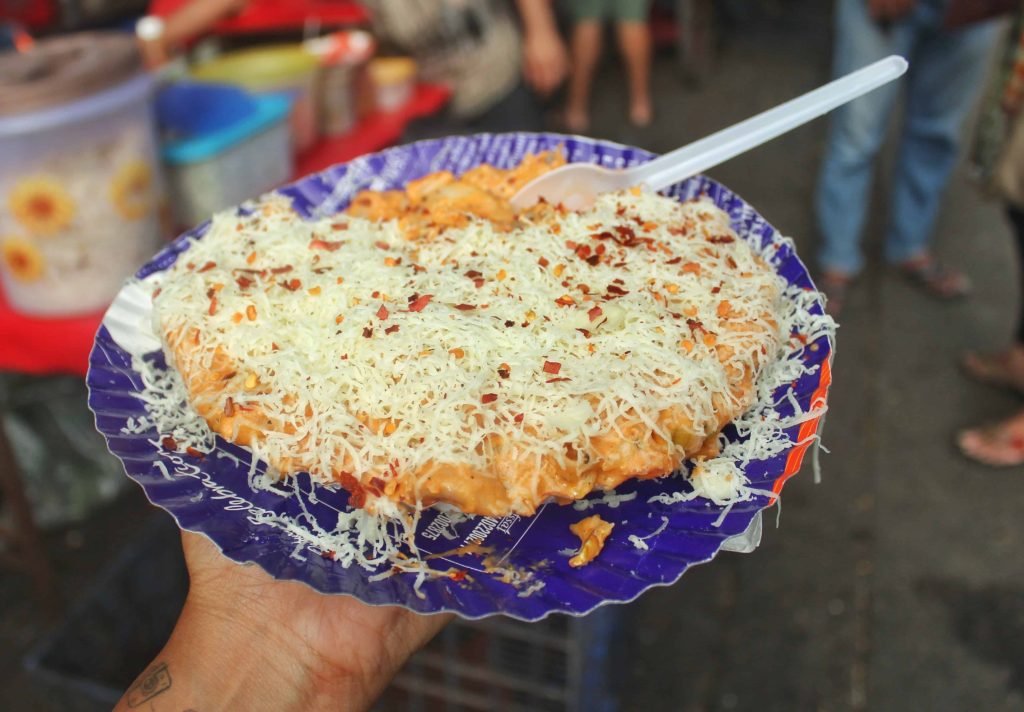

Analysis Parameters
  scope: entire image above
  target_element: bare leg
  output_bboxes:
[566,20,603,133]
[616,20,652,126]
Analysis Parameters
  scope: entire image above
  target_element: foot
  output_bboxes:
[957,410,1024,467]
[564,106,590,134]
[818,270,852,318]
[898,254,971,299]
[961,345,1024,394]
[629,99,652,127]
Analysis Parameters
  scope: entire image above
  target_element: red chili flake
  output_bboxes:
[481,393,498,404]
[340,354,348,360]
[408,294,433,312]
[666,256,683,265]
[310,239,343,251]
[595,244,606,255]
[376,304,390,320]
[331,222,348,230]
[186,447,205,460]
[465,270,483,279]
[371,290,380,299]
[687,318,706,335]
[727,256,738,269]
[795,333,808,345]
[606,284,628,296]
[455,304,476,311]
[449,569,467,582]
[576,328,592,338]
[711,286,721,294]
[362,326,373,338]
[236,276,253,289]
[708,235,735,244]
[575,244,592,259]
[338,472,366,509]
[224,397,235,417]
[615,225,637,241]
[543,361,561,375]
[538,257,550,268]
[375,241,390,250]
[207,294,218,315]
[272,343,280,351]
[555,295,576,307]
[282,279,302,291]
[592,230,615,241]
[616,204,626,216]
[497,364,511,379]
[385,324,400,335]
[186,262,195,270]
[161,436,178,451]
[152,287,162,298]
[197,261,216,273]
[578,284,591,295]
[588,306,603,322]
[546,377,571,384]
[504,320,515,328]
[321,550,337,560]
[514,413,525,423]
[271,265,293,274]
[473,278,485,289]
[586,254,601,266]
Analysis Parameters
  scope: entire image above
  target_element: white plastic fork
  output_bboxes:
[510,55,908,210]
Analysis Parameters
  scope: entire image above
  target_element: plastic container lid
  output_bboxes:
[368,57,417,86]
[160,88,291,165]
[191,45,319,92]
[0,32,142,116]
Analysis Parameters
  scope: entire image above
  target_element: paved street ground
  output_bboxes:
[5,3,1024,711]
[611,4,1024,711]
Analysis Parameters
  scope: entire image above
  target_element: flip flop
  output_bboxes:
[957,414,1024,467]
[899,256,971,299]
[961,349,1024,394]
[818,272,851,318]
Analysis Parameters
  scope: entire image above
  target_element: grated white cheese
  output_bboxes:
[150,190,790,515]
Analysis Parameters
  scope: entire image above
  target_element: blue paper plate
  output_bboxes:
[87,133,833,621]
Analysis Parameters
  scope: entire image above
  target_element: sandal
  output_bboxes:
[961,347,1024,394]
[818,272,851,318]
[957,411,1024,467]
[899,255,971,299]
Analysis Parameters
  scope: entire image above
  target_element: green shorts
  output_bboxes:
[571,0,651,22]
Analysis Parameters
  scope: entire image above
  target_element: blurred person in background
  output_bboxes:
[958,8,1024,467]
[563,0,653,133]
[366,0,569,137]
[814,0,1000,316]
[140,0,569,134]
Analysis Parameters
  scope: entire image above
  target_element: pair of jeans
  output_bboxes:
[815,0,999,276]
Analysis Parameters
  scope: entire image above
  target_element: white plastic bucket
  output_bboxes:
[0,73,165,317]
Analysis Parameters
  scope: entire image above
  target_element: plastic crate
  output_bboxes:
[23,516,187,712]
[378,607,622,712]
[23,514,622,712]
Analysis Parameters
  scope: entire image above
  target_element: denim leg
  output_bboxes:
[815,0,916,276]
[885,19,1000,264]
